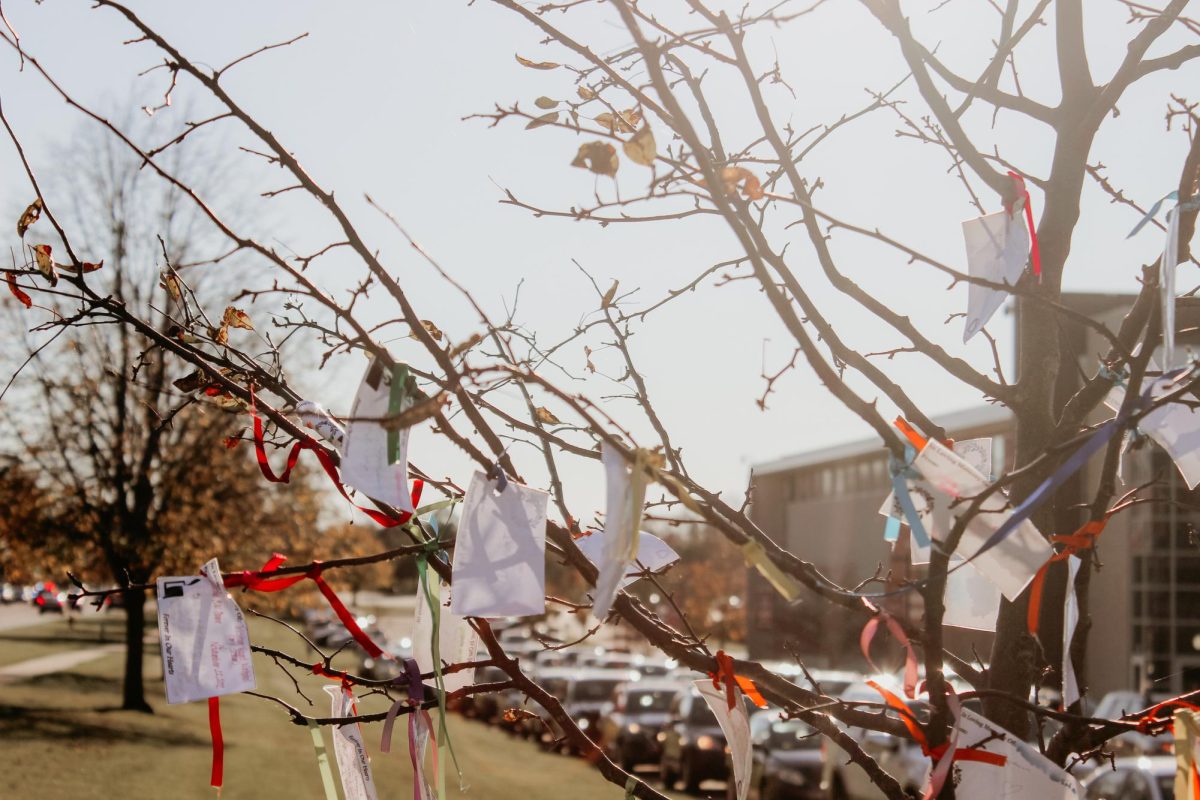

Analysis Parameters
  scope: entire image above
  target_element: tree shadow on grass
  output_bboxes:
[0,703,206,745]
[18,671,123,694]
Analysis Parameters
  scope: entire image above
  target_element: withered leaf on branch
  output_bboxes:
[379,392,449,431]
[173,370,207,393]
[702,166,765,201]
[622,125,656,167]
[534,96,559,110]
[6,272,32,309]
[209,324,229,346]
[222,305,254,331]
[31,244,56,286]
[515,54,559,70]
[535,406,563,425]
[571,141,618,178]
[577,86,596,101]
[600,279,619,309]
[159,270,183,303]
[420,319,444,341]
[526,111,559,130]
[16,199,42,237]
[449,332,483,359]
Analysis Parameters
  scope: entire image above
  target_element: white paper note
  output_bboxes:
[325,685,379,800]
[450,471,548,617]
[694,680,751,800]
[575,530,680,590]
[340,358,415,513]
[1107,378,1200,489]
[589,444,646,620]
[156,558,256,704]
[1061,556,1081,709]
[914,441,1051,600]
[944,559,1001,632]
[963,210,1029,342]
[413,579,479,693]
[954,708,1083,799]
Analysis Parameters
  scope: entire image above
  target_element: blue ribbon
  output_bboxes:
[1127,191,1177,239]
[889,445,930,549]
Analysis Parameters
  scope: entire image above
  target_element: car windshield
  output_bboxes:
[628,690,674,712]
[572,679,622,702]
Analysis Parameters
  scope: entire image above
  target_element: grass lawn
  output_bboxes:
[0,614,698,799]
[0,612,128,668]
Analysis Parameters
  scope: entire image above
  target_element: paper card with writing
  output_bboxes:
[914,440,1051,600]
[955,708,1083,799]
[1061,556,1082,709]
[413,579,479,693]
[694,680,752,800]
[156,558,255,705]
[324,685,379,800]
[943,558,1000,632]
[450,471,548,617]
[1107,378,1200,489]
[879,439,992,566]
[340,358,414,513]
[963,210,1029,343]
[575,530,679,591]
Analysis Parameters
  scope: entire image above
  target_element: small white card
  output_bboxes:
[694,680,751,800]
[340,358,415,513]
[575,530,680,591]
[963,209,1029,342]
[943,559,1001,632]
[450,471,548,617]
[589,444,646,620]
[914,440,1051,600]
[1107,378,1200,489]
[1061,556,1081,709]
[325,685,379,800]
[413,579,479,693]
[156,558,256,705]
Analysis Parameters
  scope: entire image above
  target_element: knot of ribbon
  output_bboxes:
[708,650,767,711]
[860,601,918,699]
[1027,516,1109,638]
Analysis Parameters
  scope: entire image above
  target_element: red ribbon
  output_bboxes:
[208,696,224,791]
[249,387,421,528]
[5,273,31,309]
[224,554,388,660]
[709,650,767,710]
[1134,698,1200,735]
[1005,171,1041,278]
[867,681,1007,768]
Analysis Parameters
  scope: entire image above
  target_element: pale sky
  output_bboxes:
[0,1,1195,523]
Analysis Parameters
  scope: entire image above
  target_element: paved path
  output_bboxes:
[0,643,124,684]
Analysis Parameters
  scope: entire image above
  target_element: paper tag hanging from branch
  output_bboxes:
[589,444,650,620]
[340,357,416,514]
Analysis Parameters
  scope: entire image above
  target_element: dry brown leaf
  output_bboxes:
[709,166,764,200]
[420,319,444,341]
[594,112,615,132]
[622,125,656,167]
[534,96,559,110]
[601,279,619,309]
[160,271,183,303]
[516,54,559,70]
[222,306,254,331]
[173,371,206,393]
[449,332,483,359]
[17,199,42,237]
[209,324,229,346]
[32,244,55,285]
[535,406,563,425]
[570,141,618,178]
[526,111,559,129]
[618,108,641,132]
[577,86,596,101]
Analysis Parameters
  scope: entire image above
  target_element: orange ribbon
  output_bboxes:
[867,681,1007,766]
[709,650,767,710]
[1027,517,1108,638]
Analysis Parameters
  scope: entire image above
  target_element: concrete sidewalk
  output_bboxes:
[0,643,125,684]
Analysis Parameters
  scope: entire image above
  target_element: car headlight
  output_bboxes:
[578,717,590,730]
[696,735,718,751]
[656,732,667,742]
[774,767,808,786]
[627,723,641,734]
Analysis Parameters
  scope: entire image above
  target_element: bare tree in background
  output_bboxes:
[0,2,1199,797]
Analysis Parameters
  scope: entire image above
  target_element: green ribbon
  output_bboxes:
[625,776,638,799]
[306,719,339,800]
[387,363,410,465]
[416,507,465,798]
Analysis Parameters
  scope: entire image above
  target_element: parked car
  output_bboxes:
[562,670,633,753]
[1,583,19,603]
[597,680,682,770]
[660,682,758,793]
[820,682,931,800]
[32,588,64,614]
[1090,691,1175,756]
[518,667,574,743]
[1082,755,1176,799]
[727,714,825,800]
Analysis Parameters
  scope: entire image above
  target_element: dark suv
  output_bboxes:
[660,683,756,793]
[597,680,683,770]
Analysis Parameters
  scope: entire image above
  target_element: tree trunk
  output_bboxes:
[121,587,152,713]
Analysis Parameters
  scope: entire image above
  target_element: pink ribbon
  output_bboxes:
[381,659,439,800]
[860,601,918,699]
